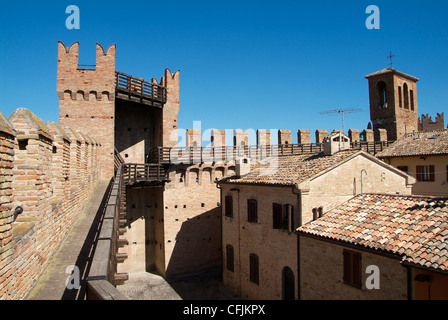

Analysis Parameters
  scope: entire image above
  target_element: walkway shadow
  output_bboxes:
[61,179,113,300]
[167,269,241,300]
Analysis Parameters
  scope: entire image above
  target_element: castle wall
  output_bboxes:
[0,108,103,300]
[419,113,445,132]
[114,100,161,164]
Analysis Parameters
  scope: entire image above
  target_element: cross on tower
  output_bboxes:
[387,51,395,68]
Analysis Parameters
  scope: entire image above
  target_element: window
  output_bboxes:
[397,166,408,173]
[225,196,233,218]
[226,245,234,272]
[377,81,387,108]
[403,83,409,109]
[273,203,282,229]
[398,86,402,108]
[249,254,259,284]
[343,250,362,288]
[410,90,415,110]
[247,199,258,223]
[416,165,435,182]
[273,204,294,231]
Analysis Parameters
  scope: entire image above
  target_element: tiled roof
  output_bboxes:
[364,67,419,81]
[220,149,360,186]
[297,194,448,273]
[376,129,448,158]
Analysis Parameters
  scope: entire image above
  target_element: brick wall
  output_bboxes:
[57,41,115,180]
[0,108,103,300]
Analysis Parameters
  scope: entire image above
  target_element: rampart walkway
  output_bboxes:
[26,180,111,300]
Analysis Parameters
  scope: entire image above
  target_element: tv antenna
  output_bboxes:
[318,108,364,134]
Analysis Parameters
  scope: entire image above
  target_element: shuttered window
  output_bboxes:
[225,196,233,217]
[247,199,258,223]
[416,165,435,182]
[226,245,234,272]
[249,253,259,285]
[343,250,362,289]
[273,203,282,229]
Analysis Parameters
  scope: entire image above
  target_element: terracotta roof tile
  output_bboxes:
[377,129,448,158]
[220,149,360,186]
[297,194,448,273]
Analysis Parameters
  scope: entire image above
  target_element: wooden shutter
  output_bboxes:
[352,252,362,288]
[416,165,422,181]
[429,165,435,182]
[273,203,282,229]
[250,254,259,284]
[247,199,258,222]
[343,250,362,288]
[225,196,233,217]
[226,245,234,272]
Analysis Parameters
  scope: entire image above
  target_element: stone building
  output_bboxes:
[297,193,448,300]
[218,134,415,299]
[376,129,448,196]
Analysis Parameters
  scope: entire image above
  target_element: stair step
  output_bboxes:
[116,252,128,262]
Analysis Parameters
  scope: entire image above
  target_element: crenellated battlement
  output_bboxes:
[0,107,104,299]
[150,127,392,165]
[419,113,445,132]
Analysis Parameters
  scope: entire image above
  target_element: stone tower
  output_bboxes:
[365,67,419,141]
[57,41,116,180]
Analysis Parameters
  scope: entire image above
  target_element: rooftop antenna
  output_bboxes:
[387,51,395,68]
[318,108,364,135]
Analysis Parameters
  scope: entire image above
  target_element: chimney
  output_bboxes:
[235,157,251,177]
[323,131,351,155]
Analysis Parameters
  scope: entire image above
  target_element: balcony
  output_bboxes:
[115,71,167,107]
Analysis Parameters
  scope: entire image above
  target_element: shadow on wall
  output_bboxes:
[165,207,222,280]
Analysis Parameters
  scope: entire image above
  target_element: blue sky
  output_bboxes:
[1,0,447,144]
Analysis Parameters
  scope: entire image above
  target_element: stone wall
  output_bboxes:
[0,108,103,300]
[299,236,408,300]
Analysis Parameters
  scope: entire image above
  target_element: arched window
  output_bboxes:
[410,90,415,110]
[376,81,387,108]
[282,267,295,300]
[403,83,409,109]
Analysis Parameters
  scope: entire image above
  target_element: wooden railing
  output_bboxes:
[122,163,168,185]
[115,71,167,105]
[86,166,129,300]
[148,140,393,164]
[114,147,124,176]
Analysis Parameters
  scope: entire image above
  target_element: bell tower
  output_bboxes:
[365,67,419,141]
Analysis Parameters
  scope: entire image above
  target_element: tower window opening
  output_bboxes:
[403,83,409,109]
[377,81,387,108]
